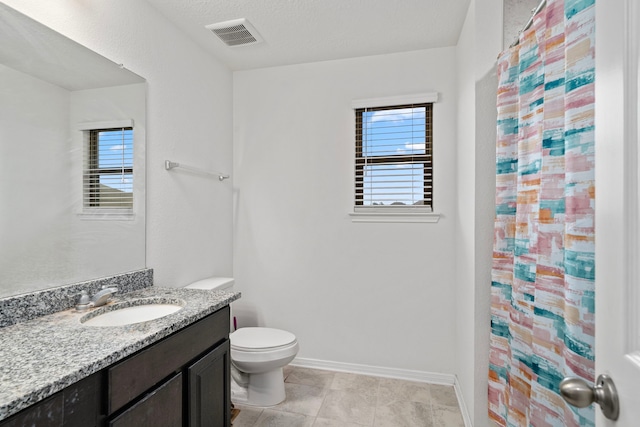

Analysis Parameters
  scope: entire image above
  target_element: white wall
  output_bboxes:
[455,0,502,425]
[4,0,235,287]
[233,49,459,373]
[455,1,478,421]
[0,65,73,296]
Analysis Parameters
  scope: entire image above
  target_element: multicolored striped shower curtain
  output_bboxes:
[488,0,595,426]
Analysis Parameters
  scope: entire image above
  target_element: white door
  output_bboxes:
[593,0,640,424]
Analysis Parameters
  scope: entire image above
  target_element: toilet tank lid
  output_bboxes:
[185,277,234,290]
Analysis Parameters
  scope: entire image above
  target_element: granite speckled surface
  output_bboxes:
[0,269,154,328]
[0,285,240,421]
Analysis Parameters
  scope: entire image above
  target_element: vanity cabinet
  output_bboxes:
[0,306,231,427]
[107,306,231,427]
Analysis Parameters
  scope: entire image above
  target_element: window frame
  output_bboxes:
[350,93,440,223]
[77,120,135,219]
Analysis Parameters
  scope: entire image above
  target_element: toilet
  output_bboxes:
[185,277,299,407]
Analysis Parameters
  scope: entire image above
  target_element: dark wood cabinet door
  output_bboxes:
[109,372,183,427]
[188,340,230,427]
[0,372,101,427]
[63,372,102,427]
[0,394,63,427]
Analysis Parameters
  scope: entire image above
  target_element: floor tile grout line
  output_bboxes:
[371,379,383,427]
[314,382,331,421]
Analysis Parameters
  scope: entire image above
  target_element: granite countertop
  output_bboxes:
[0,286,240,421]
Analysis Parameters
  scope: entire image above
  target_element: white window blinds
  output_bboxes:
[354,103,433,211]
[82,126,134,211]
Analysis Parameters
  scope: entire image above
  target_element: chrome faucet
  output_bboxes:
[76,286,118,311]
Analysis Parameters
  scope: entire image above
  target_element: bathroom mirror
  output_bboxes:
[0,4,146,298]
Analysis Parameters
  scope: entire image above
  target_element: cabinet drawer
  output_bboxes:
[107,306,229,414]
[109,373,183,427]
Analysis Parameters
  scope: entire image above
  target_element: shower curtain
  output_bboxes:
[488,0,595,426]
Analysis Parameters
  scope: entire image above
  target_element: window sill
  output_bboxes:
[349,211,441,223]
[78,210,135,221]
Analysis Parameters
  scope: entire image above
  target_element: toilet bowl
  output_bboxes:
[185,277,299,407]
[230,327,299,406]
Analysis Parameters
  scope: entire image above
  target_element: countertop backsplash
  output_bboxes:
[0,269,154,328]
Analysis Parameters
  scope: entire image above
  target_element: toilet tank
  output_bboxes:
[185,277,236,331]
[185,277,234,291]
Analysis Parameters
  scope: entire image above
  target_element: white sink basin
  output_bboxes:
[81,300,184,327]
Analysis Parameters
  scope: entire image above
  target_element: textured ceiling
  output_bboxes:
[145,0,471,71]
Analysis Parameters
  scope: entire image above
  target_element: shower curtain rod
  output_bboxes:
[509,0,547,48]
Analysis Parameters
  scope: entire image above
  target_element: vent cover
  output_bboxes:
[205,18,263,47]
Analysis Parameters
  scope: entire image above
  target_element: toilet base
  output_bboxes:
[231,367,286,407]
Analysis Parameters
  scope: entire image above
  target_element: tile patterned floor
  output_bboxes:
[232,366,466,427]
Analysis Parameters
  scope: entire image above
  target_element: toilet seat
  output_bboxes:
[231,327,297,352]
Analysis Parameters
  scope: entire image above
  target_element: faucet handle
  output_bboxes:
[76,291,91,311]
[77,290,90,304]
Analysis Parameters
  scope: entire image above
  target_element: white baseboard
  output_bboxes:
[291,357,472,426]
[453,375,473,427]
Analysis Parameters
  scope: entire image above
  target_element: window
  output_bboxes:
[350,93,439,223]
[355,103,433,209]
[83,126,134,212]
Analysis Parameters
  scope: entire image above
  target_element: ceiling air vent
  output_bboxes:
[205,18,264,47]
